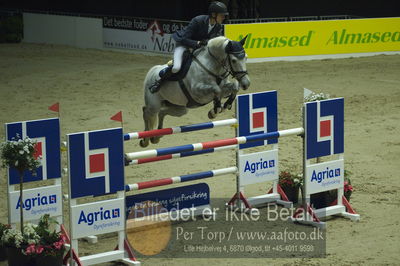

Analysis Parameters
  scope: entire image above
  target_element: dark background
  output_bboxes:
[0,0,399,20]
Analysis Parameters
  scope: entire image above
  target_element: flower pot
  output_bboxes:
[7,246,35,266]
[0,245,7,261]
[310,192,329,209]
[35,251,64,266]
[281,185,299,204]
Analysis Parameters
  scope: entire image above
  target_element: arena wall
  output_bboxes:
[22,12,399,61]
[23,12,103,49]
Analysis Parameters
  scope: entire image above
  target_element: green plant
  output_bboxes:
[24,214,66,257]
[326,170,354,203]
[0,15,23,43]
[0,134,41,234]
[1,223,40,249]
[279,171,302,188]
[0,223,11,246]
[304,91,330,102]
[0,134,41,173]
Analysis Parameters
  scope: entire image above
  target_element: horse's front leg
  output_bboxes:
[223,92,237,111]
[221,79,239,111]
[208,98,222,119]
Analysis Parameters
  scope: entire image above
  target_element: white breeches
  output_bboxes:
[172,46,186,73]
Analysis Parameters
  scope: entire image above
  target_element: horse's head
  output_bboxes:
[223,35,251,90]
[206,36,250,90]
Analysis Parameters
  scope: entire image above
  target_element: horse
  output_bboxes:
[140,35,250,147]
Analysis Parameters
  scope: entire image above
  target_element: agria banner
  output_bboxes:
[225,17,400,58]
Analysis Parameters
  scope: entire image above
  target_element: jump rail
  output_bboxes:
[124,118,237,141]
[125,167,238,191]
[128,145,237,165]
[125,128,304,161]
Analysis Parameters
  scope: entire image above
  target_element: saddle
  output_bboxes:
[160,50,193,81]
[159,50,205,108]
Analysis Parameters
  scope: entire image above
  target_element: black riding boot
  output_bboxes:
[149,66,173,93]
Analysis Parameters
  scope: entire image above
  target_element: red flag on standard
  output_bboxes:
[48,102,60,112]
[111,111,123,122]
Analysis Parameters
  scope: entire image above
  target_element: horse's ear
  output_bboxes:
[224,41,232,53]
[240,34,248,46]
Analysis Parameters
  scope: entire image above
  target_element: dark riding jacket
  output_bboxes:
[172,15,223,49]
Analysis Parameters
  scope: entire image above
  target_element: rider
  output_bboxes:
[149,1,229,93]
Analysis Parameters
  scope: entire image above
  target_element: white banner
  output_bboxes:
[103,17,187,54]
[9,185,62,223]
[71,198,125,239]
[103,28,177,54]
[239,149,278,186]
[305,159,344,195]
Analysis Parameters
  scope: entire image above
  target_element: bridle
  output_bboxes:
[192,45,248,84]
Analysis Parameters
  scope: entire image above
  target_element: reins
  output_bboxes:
[192,45,248,84]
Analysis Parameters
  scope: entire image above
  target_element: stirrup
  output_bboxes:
[149,80,162,93]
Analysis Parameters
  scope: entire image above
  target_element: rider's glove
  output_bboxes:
[199,39,208,46]
[196,39,208,49]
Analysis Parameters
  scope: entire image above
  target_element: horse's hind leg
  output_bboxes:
[150,111,166,144]
[150,105,188,144]
[140,106,158,147]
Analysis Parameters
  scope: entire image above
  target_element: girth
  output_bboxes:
[178,79,206,108]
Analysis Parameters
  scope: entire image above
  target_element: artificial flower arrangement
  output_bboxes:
[24,214,66,258]
[278,171,303,203]
[278,171,303,189]
[0,134,41,174]
[327,170,354,203]
[0,134,41,234]
[0,223,11,261]
[304,90,330,102]
[1,136,66,264]
[1,214,66,265]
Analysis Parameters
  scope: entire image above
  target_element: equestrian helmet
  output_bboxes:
[208,1,229,15]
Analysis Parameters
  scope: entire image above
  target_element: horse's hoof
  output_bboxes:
[150,137,160,144]
[124,154,130,166]
[139,139,149,148]
[208,110,217,119]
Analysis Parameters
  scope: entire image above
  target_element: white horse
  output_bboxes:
[141,36,250,147]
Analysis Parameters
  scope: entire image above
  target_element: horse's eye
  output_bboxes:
[232,58,237,63]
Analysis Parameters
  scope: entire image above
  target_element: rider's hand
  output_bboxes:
[199,39,208,46]
[196,40,208,49]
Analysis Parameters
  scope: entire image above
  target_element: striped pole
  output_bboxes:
[124,118,237,141]
[125,167,237,191]
[125,127,304,161]
[128,145,237,165]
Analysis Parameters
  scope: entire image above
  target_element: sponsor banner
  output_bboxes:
[103,16,188,54]
[71,198,125,239]
[239,149,278,185]
[67,128,125,199]
[5,118,61,184]
[126,183,210,219]
[237,91,278,149]
[9,185,62,223]
[305,159,344,195]
[225,17,400,58]
[305,98,344,160]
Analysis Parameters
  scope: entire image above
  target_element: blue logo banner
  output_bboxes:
[5,118,61,184]
[237,91,278,149]
[68,128,124,199]
[305,98,344,159]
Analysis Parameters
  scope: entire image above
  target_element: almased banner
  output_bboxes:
[103,16,188,54]
[225,17,400,58]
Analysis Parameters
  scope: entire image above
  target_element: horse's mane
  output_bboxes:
[208,36,228,50]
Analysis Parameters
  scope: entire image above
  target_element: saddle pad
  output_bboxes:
[164,51,193,81]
